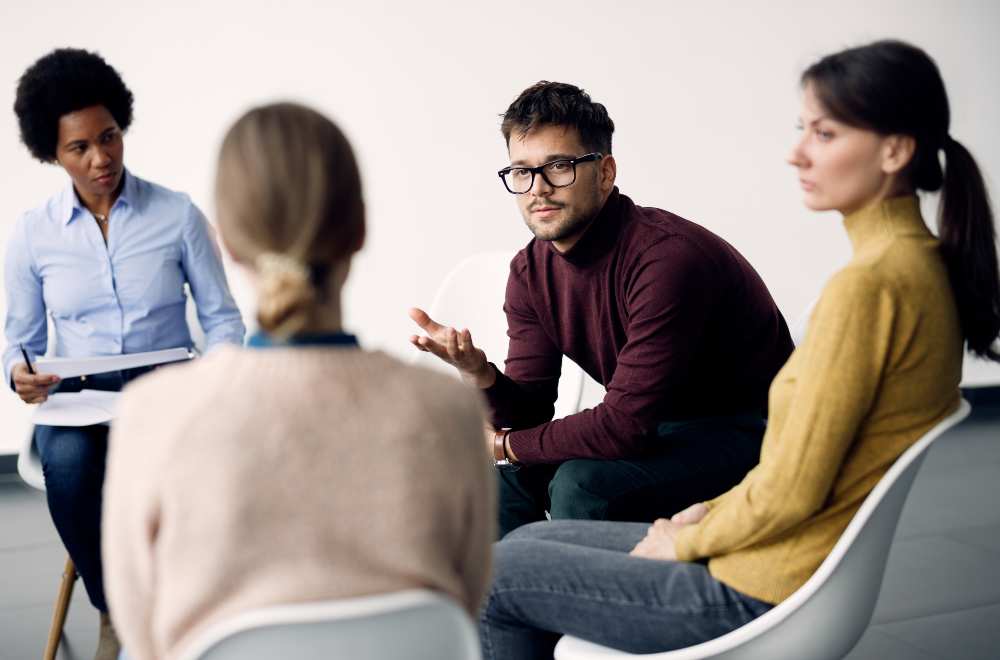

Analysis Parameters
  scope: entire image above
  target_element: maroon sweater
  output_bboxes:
[486,188,793,464]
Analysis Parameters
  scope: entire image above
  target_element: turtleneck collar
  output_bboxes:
[843,195,932,254]
[549,187,624,265]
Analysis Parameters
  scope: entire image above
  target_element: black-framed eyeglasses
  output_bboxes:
[497,153,603,194]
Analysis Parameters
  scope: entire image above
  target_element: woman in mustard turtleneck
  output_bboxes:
[478,40,1000,659]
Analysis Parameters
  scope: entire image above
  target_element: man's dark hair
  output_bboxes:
[501,81,614,155]
[14,48,134,162]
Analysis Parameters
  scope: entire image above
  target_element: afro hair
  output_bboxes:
[14,48,134,162]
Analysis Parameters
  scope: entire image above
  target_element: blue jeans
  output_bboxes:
[33,367,153,613]
[479,520,773,659]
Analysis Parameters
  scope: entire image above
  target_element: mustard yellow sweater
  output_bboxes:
[674,196,963,604]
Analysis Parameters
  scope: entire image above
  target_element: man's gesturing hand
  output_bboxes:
[408,307,497,389]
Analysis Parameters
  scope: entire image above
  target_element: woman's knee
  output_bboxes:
[35,428,107,485]
[503,520,555,542]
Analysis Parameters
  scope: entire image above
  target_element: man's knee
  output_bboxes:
[547,460,612,520]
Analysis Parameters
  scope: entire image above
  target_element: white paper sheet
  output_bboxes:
[31,389,121,426]
[33,347,191,379]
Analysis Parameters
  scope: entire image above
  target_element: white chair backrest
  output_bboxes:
[179,589,481,660]
[417,251,601,419]
[17,428,44,490]
[555,398,971,660]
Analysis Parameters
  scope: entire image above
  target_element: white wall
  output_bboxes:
[2,0,999,453]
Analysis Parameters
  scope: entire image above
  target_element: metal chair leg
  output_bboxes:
[43,555,77,660]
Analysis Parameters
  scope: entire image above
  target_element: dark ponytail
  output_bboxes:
[803,40,1000,360]
[940,137,1000,359]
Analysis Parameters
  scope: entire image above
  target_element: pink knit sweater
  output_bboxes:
[102,345,495,660]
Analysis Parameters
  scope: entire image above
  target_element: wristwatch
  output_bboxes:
[492,428,518,469]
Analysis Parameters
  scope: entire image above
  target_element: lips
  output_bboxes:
[94,171,117,185]
[799,179,816,192]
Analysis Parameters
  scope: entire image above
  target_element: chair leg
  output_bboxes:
[43,555,78,660]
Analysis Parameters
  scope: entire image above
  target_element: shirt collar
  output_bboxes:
[61,169,137,226]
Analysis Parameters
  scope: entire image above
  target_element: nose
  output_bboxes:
[786,137,808,169]
[93,147,112,169]
[528,171,554,196]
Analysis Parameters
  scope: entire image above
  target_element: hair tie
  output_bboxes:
[255,252,316,336]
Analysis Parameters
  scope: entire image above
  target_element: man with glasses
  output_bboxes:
[410,81,793,537]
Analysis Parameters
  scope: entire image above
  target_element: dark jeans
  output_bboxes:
[497,415,765,538]
[33,367,153,613]
[479,520,773,659]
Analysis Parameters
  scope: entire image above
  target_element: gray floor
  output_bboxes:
[1,394,998,660]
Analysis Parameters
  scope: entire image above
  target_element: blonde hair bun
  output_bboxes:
[255,252,315,337]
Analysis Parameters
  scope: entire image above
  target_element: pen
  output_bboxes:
[19,343,36,375]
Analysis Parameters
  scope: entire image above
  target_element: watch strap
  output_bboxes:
[493,429,509,461]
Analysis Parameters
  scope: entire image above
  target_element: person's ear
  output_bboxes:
[600,154,617,194]
[881,134,916,175]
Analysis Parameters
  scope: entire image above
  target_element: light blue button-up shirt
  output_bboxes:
[3,170,245,386]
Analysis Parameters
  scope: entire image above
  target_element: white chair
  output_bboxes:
[418,250,603,418]
[178,589,481,660]
[554,398,971,660]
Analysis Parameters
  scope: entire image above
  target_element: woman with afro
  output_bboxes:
[4,48,245,659]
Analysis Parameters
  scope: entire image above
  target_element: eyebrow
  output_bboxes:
[62,125,118,149]
[510,153,578,166]
[798,115,832,127]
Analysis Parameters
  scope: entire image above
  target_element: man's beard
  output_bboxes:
[523,197,600,244]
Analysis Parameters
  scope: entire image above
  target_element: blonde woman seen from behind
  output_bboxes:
[101,103,496,660]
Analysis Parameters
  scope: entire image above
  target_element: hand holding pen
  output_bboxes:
[12,343,59,405]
